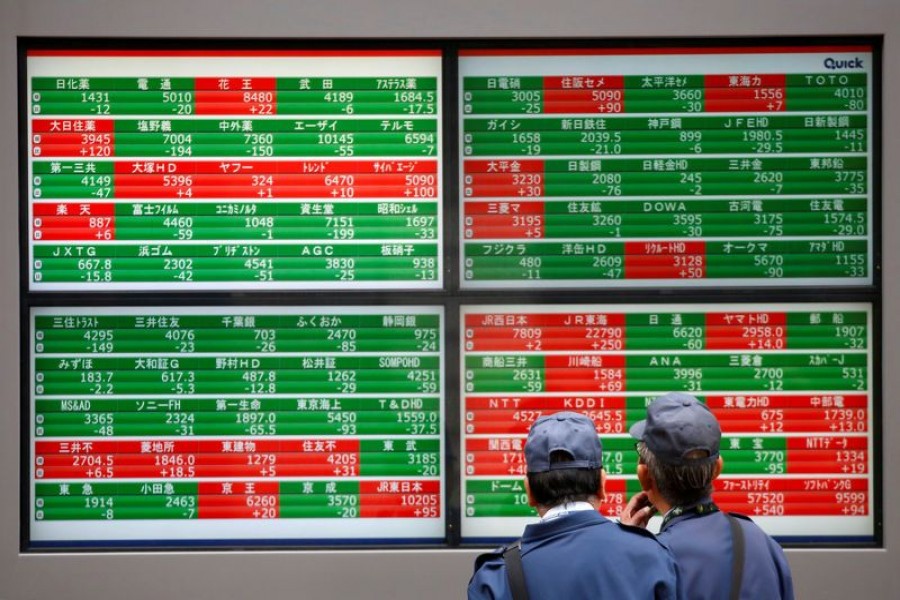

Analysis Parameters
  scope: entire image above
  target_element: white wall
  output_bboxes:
[1,0,898,598]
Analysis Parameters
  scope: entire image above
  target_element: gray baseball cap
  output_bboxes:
[629,392,721,465]
[525,412,603,473]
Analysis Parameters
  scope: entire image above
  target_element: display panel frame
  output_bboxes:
[18,35,882,552]
[457,300,881,546]
[457,43,880,290]
[27,303,450,548]
[22,42,447,293]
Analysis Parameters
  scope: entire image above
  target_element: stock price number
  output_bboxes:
[408,452,439,476]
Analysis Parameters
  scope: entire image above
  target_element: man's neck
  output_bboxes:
[535,497,600,518]
[647,490,672,515]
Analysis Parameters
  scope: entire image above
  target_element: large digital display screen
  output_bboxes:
[20,39,881,551]
[29,306,445,545]
[459,46,874,288]
[26,50,442,291]
[460,303,875,543]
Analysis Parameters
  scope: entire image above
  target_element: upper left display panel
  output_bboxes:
[24,48,443,291]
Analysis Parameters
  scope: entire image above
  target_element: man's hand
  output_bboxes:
[620,491,657,528]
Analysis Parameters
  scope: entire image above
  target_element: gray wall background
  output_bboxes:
[1,0,897,598]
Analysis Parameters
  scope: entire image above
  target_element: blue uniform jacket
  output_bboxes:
[658,501,794,600]
[468,510,682,600]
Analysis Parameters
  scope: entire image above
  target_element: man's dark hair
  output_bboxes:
[637,441,716,507]
[527,450,601,507]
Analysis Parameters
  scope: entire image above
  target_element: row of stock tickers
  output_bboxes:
[25,45,875,545]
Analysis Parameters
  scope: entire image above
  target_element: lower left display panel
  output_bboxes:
[27,305,445,547]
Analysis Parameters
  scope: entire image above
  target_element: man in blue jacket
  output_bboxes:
[468,411,682,599]
[621,392,794,599]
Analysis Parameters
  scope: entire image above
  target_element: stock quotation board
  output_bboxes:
[21,41,880,549]
[460,303,874,542]
[26,50,443,291]
[29,306,444,545]
[459,46,874,288]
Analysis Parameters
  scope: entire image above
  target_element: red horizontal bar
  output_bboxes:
[545,379,626,393]
[197,505,279,519]
[705,87,785,100]
[33,202,116,217]
[464,313,627,327]
[359,492,440,506]
[466,409,626,435]
[705,394,868,409]
[705,99,786,112]
[464,462,528,476]
[465,338,627,352]
[717,419,867,434]
[624,265,706,279]
[787,461,867,474]
[33,216,112,229]
[544,75,625,90]
[705,313,787,326]
[713,502,866,516]
[543,89,626,101]
[194,78,277,91]
[704,338,786,350]
[115,160,437,174]
[115,173,432,186]
[714,477,869,492]
[705,74,787,88]
[543,100,625,114]
[31,119,116,133]
[34,439,359,454]
[624,241,707,254]
[465,395,627,410]
[193,102,277,115]
[786,436,867,450]
[197,481,280,494]
[31,133,114,144]
[32,144,115,157]
[111,185,432,199]
[359,505,440,518]
[544,355,626,368]
[359,480,441,494]
[198,494,280,507]
[33,226,113,241]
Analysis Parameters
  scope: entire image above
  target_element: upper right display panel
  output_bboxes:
[459,44,876,289]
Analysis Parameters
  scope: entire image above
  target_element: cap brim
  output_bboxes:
[629,419,647,440]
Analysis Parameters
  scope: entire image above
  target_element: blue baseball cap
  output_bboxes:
[525,412,603,473]
[629,392,721,465]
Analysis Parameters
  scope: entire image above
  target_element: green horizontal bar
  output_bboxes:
[464,115,868,131]
[33,243,438,258]
[33,266,439,283]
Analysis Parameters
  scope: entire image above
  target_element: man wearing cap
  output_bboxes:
[622,392,794,599]
[468,411,682,599]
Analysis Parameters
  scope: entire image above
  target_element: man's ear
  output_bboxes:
[713,455,724,479]
[598,468,607,502]
[637,463,653,492]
